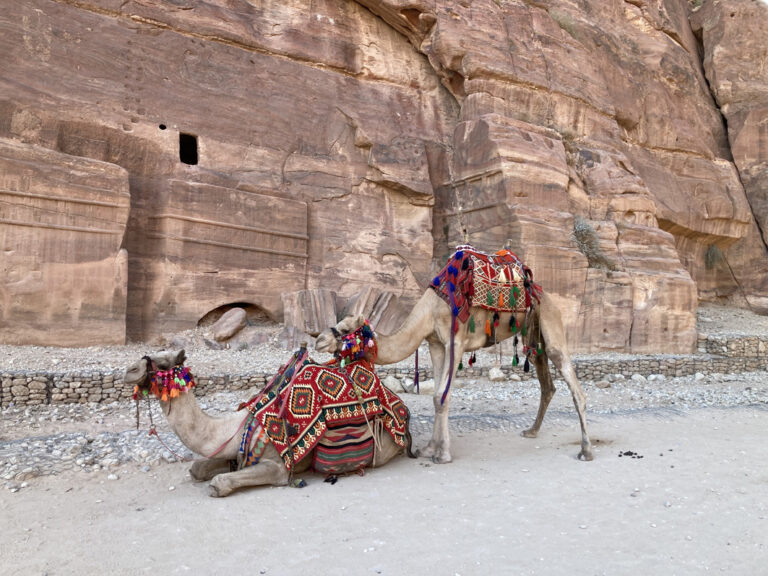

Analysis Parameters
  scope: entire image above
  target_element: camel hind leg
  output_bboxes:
[189,458,232,482]
[523,349,557,439]
[537,294,594,461]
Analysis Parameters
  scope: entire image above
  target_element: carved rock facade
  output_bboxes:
[1,0,766,353]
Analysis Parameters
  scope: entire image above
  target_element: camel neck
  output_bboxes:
[160,391,245,459]
[375,290,437,364]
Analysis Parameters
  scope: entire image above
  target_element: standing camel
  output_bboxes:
[316,246,593,464]
[123,349,410,497]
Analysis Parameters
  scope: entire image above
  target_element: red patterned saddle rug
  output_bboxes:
[430,244,542,325]
[241,357,409,471]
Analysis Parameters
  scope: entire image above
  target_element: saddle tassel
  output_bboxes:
[414,348,420,394]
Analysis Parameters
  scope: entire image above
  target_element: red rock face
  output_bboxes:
[0,0,765,352]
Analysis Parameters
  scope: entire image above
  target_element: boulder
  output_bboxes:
[211,308,247,342]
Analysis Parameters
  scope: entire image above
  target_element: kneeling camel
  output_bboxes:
[124,349,409,497]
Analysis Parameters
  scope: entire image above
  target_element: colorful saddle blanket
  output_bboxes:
[313,421,374,475]
[431,245,541,324]
[243,358,409,471]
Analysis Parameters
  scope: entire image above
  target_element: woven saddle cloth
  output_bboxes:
[431,244,539,323]
[246,360,410,470]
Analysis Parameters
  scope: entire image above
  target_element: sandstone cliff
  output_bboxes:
[0,0,766,352]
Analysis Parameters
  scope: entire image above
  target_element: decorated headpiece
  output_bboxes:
[336,319,377,367]
[133,359,195,402]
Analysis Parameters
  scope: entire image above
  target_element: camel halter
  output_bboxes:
[332,319,378,367]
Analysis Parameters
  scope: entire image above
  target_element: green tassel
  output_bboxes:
[486,291,493,306]
[521,324,527,336]
[536,345,542,356]
[512,355,518,367]
[511,319,518,333]
[458,361,463,371]
[469,316,475,333]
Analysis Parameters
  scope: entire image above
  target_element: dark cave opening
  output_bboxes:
[179,132,198,165]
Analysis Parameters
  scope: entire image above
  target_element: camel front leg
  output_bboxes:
[548,347,594,461]
[189,458,232,482]
[522,350,557,439]
[208,457,289,497]
[416,339,445,458]
[417,337,462,464]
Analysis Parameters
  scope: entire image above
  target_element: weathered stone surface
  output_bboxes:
[1,0,767,354]
[340,286,407,335]
[282,289,337,338]
[0,137,129,346]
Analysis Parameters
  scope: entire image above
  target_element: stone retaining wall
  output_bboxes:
[2,335,767,407]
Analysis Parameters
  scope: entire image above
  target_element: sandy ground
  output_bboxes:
[2,400,767,576]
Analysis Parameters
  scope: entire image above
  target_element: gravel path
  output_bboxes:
[2,302,768,492]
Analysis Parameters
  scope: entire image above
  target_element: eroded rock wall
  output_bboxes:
[690,0,768,311]
[1,0,766,353]
[0,0,454,343]
[362,0,764,353]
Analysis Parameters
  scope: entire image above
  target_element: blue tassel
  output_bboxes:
[448,282,455,293]
[455,250,464,259]
[452,305,459,316]
[432,276,440,286]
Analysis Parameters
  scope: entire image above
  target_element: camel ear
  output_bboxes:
[174,349,186,366]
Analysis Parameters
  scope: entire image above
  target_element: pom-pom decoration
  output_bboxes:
[335,319,378,365]
[134,364,195,402]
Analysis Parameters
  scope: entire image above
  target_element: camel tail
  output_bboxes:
[404,408,416,459]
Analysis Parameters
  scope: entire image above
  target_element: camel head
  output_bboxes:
[314,314,367,354]
[123,349,187,392]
